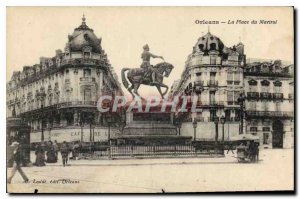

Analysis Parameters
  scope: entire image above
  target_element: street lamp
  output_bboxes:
[107,112,112,159]
[237,92,246,135]
[220,115,226,141]
[177,121,182,136]
[214,116,219,141]
[88,114,94,155]
[80,113,84,143]
[192,119,198,141]
[39,91,46,143]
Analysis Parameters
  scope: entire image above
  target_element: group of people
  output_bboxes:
[34,140,82,167]
[238,141,260,162]
[33,140,59,166]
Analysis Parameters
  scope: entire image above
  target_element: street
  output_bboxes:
[7,149,294,193]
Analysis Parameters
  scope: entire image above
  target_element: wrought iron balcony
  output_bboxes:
[244,71,293,78]
[247,92,259,100]
[58,100,98,108]
[207,80,218,87]
[61,58,106,66]
[289,93,294,100]
[19,100,98,117]
[197,101,224,107]
[246,111,293,118]
[80,77,96,82]
[260,92,272,100]
[273,93,284,100]
[194,80,204,87]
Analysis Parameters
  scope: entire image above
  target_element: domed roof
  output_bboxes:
[194,31,225,54]
[66,15,102,53]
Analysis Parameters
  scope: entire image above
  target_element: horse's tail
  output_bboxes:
[121,68,130,89]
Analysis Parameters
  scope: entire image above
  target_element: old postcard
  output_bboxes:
[6,7,294,193]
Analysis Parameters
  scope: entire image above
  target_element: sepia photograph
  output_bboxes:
[6,6,294,193]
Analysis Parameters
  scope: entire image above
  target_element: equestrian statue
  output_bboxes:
[121,44,174,99]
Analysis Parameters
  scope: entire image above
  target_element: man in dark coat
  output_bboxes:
[60,141,69,166]
[7,141,29,184]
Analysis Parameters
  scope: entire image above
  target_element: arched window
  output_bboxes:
[48,94,53,106]
[275,102,281,112]
[198,44,204,51]
[210,43,216,50]
[84,69,91,77]
[65,89,72,102]
[84,87,92,101]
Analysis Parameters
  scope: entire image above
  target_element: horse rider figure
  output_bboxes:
[140,44,164,85]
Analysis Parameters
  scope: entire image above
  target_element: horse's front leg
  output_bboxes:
[157,82,168,98]
[134,83,145,101]
[156,85,164,99]
[161,84,169,96]
[128,85,135,100]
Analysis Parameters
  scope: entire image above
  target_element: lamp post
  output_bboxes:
[88,114,94,155]
[40,91,46,143]
[107,112,112,159]
[192,119,198,141]
[214,116,219,141]
[237,92,246,135]
[80,113,84,143]
[177,121,182,136]
[175,119,182,136]
[220,115,226,141]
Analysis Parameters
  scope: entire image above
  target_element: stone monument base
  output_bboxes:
[112,135,193,145]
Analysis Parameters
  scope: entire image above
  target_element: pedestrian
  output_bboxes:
[53,140,59,161]
[34,143,46,167]
[72,141,80,160]
[7,140,29,184]
[226,141,235,154]
[46,141,57,163]
[60,141,69,166]
[255,142,260,162]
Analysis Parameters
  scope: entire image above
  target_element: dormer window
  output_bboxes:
[210,43,216,50]
[84,68,91,77]
[199,44,204,51]
[274,80,282,87]
[248,79,257,86]
[84,52,90,59]
[65,47,70,59]
[83,46,92,59]
[261,80,270,86]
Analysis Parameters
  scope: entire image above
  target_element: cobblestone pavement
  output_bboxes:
[7,149,294,193]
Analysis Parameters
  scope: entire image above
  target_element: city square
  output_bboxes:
[6,7,294,193]
[7,149,294,193]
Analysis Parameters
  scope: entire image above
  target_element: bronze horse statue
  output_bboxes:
[121,62,174,99]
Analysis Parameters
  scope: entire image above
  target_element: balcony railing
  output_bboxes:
[260,92,272,100]
[19,100,98,116]
[61,58,106,66]
[289,93,294,100]
[194,80,204,86]
[80,77,96,82]
[227,101,239,105]
[57,101,98,108]
[207,80,218,87]
[246,111,294,118]
[247,92,259,100]
[273,93,284,100]
[244,71,293,78]
[196,101,224,106]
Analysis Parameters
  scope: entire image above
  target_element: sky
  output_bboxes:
[7,7,294,97]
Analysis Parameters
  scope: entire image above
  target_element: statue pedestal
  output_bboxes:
[114,111,192,145]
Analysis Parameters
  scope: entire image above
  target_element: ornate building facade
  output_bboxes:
[170,32,294,148]
[6,16,123,144]
[244,61,294,148]
[170,31,245,141]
